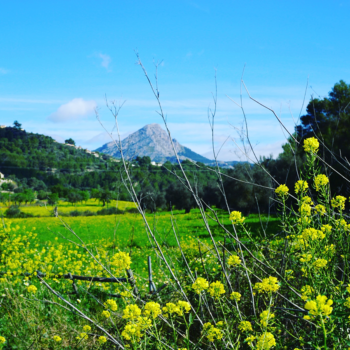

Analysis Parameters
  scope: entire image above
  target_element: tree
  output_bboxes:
[67,191,82,206]
[65,138,76,145]
[13,120,22,129]
[48,193,59,206]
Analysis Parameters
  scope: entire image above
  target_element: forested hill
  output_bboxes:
[0,125,113,177]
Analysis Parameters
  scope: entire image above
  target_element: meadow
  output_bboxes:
[1,138,350,349]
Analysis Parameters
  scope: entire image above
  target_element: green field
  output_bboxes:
[5,205,279,247]
[2,201,279,277]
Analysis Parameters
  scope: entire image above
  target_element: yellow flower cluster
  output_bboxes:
[227,254,241,267]
[331,195,347,210]
[314,204,326,215]
[162,301,191,317]
[121,323,143,341]
[144,302,161,319]
[260,310,275,328]
[229,211,245,224]
[83,325,91,332]
[238,321,253,332]
[101,310,111,318]
[98,336,107,344]
[192,277,209,294]
[303,137,319,153]
[123,304,142,320]
[312,259,328,269]
[299,253,312,264]
[304,295,333,318]
[254,277,280,294]
[299,203,312,217]
[301,228,325,241]
[314,174,329,191]
[110,252,132,275]
[104,299,118,311]
[53,335,61,342]
[301,285,314,301]
[27,285,37,293]
[321,224,332,234]
[256,332,276,350]
[202,323,223,342]
[230,291,241,301]
[208,281,226,299]
[344,297,350,308]
[76,332,88,340]
[0,337,5,344]
[275,184,289,197]
[295,180,308,194]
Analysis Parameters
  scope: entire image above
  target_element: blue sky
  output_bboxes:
[1,0,350,161]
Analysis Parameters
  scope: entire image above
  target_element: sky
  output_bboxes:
[1,0,350,161]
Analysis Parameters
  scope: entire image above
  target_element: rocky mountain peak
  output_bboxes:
[96,123,211,164]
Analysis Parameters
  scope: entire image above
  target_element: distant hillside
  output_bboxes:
[0,126,113,179]
[96,124,212,164]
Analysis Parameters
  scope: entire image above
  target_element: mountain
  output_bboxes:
[96,124,213,164]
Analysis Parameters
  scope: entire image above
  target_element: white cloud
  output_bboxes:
[0,68,9,75]
[47,98,96,123]
[99,53,111,70]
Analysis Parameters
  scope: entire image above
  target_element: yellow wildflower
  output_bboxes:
[101,310,111,318]
[301,285,314,301]
[208,281,225,299]
[144,302,161,319]
[227,254,241,267]
[229,211,245,224]
[245,335,256,346]
[53,335,62,342]
[321,224,332,234]
[192,277,209,294]
[314,174,329,191]
[83,325,91,332]
[303,137,319,153]
[202,323,223,342]
[314,204,326,215]
[123,304,142,320]
[98,336,107,344]
[344,297,350,308]
[300,254,312,263]
[304,295,333,317]
[299,203,312,217]
[313,259,327,269]
[260,310,275,327]
[331,195,347,210]
[254,277,280,294]
[177,301,191,315]
[27,285,37,293]
[275,184,289,197]
[230,291,241,301]
[238,321,253,332]
[295,180,308,194]
[104,299,118,311]
[256,332,276,349]
[76,332,88,340]
[0,337,5,344]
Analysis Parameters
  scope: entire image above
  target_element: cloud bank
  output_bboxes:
[48,98,96,123]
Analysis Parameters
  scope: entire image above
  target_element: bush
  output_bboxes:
[5,205,33,218]
[96,207,125,215]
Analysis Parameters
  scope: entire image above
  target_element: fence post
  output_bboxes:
[126,269,139,298]
[148,256,157,294]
